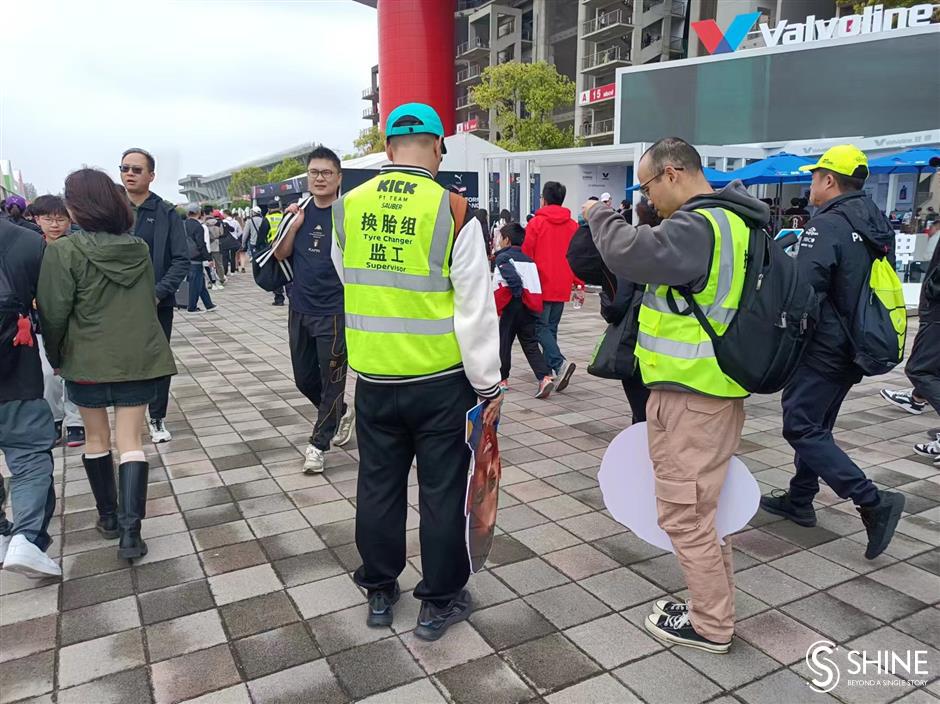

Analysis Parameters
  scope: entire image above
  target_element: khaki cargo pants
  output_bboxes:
[647,389,746,643]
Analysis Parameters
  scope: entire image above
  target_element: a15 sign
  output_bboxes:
[579,82,616,106]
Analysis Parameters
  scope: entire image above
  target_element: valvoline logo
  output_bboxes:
[691,12,761,54]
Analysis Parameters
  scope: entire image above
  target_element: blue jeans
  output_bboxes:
[0,399,57,549]
[782,365,879,507]
[536,301,566,373]
[188,262,214,311]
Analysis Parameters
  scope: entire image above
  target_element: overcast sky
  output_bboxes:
[0,0,378,200]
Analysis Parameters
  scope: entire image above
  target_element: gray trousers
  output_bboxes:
[907,321,940,415]
[0,399,57,550]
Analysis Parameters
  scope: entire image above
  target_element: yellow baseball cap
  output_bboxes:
[799,144,869,178]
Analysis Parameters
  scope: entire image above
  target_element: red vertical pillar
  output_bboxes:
[377,0,456,136]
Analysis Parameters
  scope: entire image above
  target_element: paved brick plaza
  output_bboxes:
[1,273,938,704]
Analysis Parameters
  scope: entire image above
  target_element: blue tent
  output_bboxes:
[719,152,813,185]
[868,147,940,174]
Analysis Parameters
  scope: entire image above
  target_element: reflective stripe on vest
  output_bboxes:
[636,207,749,398]
[336,171,461,377]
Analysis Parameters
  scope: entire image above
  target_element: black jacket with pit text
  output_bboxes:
[796,191,896,382]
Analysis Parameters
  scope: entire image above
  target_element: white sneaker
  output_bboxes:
[2,534,61,578]
[880,388,926,415]
[0,534,10,565]
[149,418,172,444]
[303,444,325,474]
[913,439,940,459]
[334,406,355,447]
[214,284,225,291]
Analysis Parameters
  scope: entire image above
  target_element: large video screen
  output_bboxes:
[617,32,940,144]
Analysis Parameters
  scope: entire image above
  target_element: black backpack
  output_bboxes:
[0,237,33,380]
[671,227,819,394]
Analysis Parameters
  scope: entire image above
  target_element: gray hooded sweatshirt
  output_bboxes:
[586,181,770,292]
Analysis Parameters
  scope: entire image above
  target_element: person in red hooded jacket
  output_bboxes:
[522,181,580,391]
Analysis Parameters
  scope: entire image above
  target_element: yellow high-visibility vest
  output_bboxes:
[636,207,749,398]
[333,170,461,376]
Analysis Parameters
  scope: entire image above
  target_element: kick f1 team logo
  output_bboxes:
[691,12,761,54]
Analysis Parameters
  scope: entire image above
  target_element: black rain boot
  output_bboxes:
[117,461,149,560]
[81,453,119,539]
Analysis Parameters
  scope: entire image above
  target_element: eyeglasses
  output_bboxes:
[119,165,146,175]
[307,169,336,180]
[639,166,684,197]
[38,215,69,225]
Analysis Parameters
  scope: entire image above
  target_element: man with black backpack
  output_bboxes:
[0,218,61,578]
[584,137,771,655]
[760,145,906,559]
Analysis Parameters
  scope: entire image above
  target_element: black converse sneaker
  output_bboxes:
[644,612,731,654]
[653,599,690,618]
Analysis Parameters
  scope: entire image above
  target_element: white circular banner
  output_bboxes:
[598,422,760,553]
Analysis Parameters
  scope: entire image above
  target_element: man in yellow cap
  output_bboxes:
[761,145,905,559]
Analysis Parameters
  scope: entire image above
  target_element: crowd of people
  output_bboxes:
[0,104,938,653]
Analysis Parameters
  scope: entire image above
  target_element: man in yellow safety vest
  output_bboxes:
[584,137,770,655]
[331,102,502,641]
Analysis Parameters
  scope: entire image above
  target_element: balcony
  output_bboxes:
[497,19,515,39]
[456,65,483,84]
[581,117,615,138]
[457,36,489,58]
[362,105,378,120]
[457,115,490,134]
[669,36,684,53]
[521,26,533,41]
[582,6,633,39]
[581,45,631,73]
[361,86,377,100]
[670,0,687,16]
[456,93,478,109]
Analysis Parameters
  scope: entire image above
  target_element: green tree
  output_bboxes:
[353,126,386,156]
[228,166,269,200]
[852,0,938,14]
[23,182,37,201]
[471,61,577,152]
[268,157,306,184]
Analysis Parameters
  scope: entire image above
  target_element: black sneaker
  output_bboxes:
[653,599,689,618]
[858,491,905,560]
[414,590,472,642]
[366,585,400,628]
[759,489,817,527]
[65,426,85,448]
[644,612,731,654]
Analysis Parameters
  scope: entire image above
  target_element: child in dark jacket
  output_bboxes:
[493,223,555,399]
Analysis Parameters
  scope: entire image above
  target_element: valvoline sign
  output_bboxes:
[692,3,936,55]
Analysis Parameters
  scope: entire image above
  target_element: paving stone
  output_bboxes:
[433,654,535,704]
[594,531,668,566]
[272,548,344,587]
[0,650,55,704]
[57,667,153,704]
[780,591,883,642]
[736,609,826,664]
[768,551,858,590]
[179,683,251,704]
[233,622,320,679]
[525,582,610,629]
[199,539,267,576]
[207,563,283,605]
[184,502,242,530]
[0,584,59,626]
[260,527,326,560]
[58,629,146,688]
[357,679,447,704]
[673,638,779,690]
[545,674,640,704]
[564,613,662,669]
[288,573,365,619]
[151,644,241,704]
[895,607,940,649]
[138,579,215,625]
[59,595,140,646]
[219,590,300,639]
[867,562,940,604]
[486,534,537,566]
[503,633,602,694]
[328,636,424,699]
[734,564,817,606]
[469,598,556,650]
[247,660,348,704]
[135,554,205,592]
[614,650,722,704]
[736,669,839,704]
[543,543,618,580]
[829,576,928,622]
[308,604,392,655]
[492,557,569,596]
[401,621,493,673]
[146,609,228,662]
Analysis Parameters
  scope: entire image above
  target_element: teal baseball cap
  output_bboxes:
[385,102,447,153]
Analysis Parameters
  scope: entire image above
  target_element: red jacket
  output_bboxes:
[522,205,580,302]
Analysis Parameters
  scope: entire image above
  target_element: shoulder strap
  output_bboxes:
[449,192,470,236]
